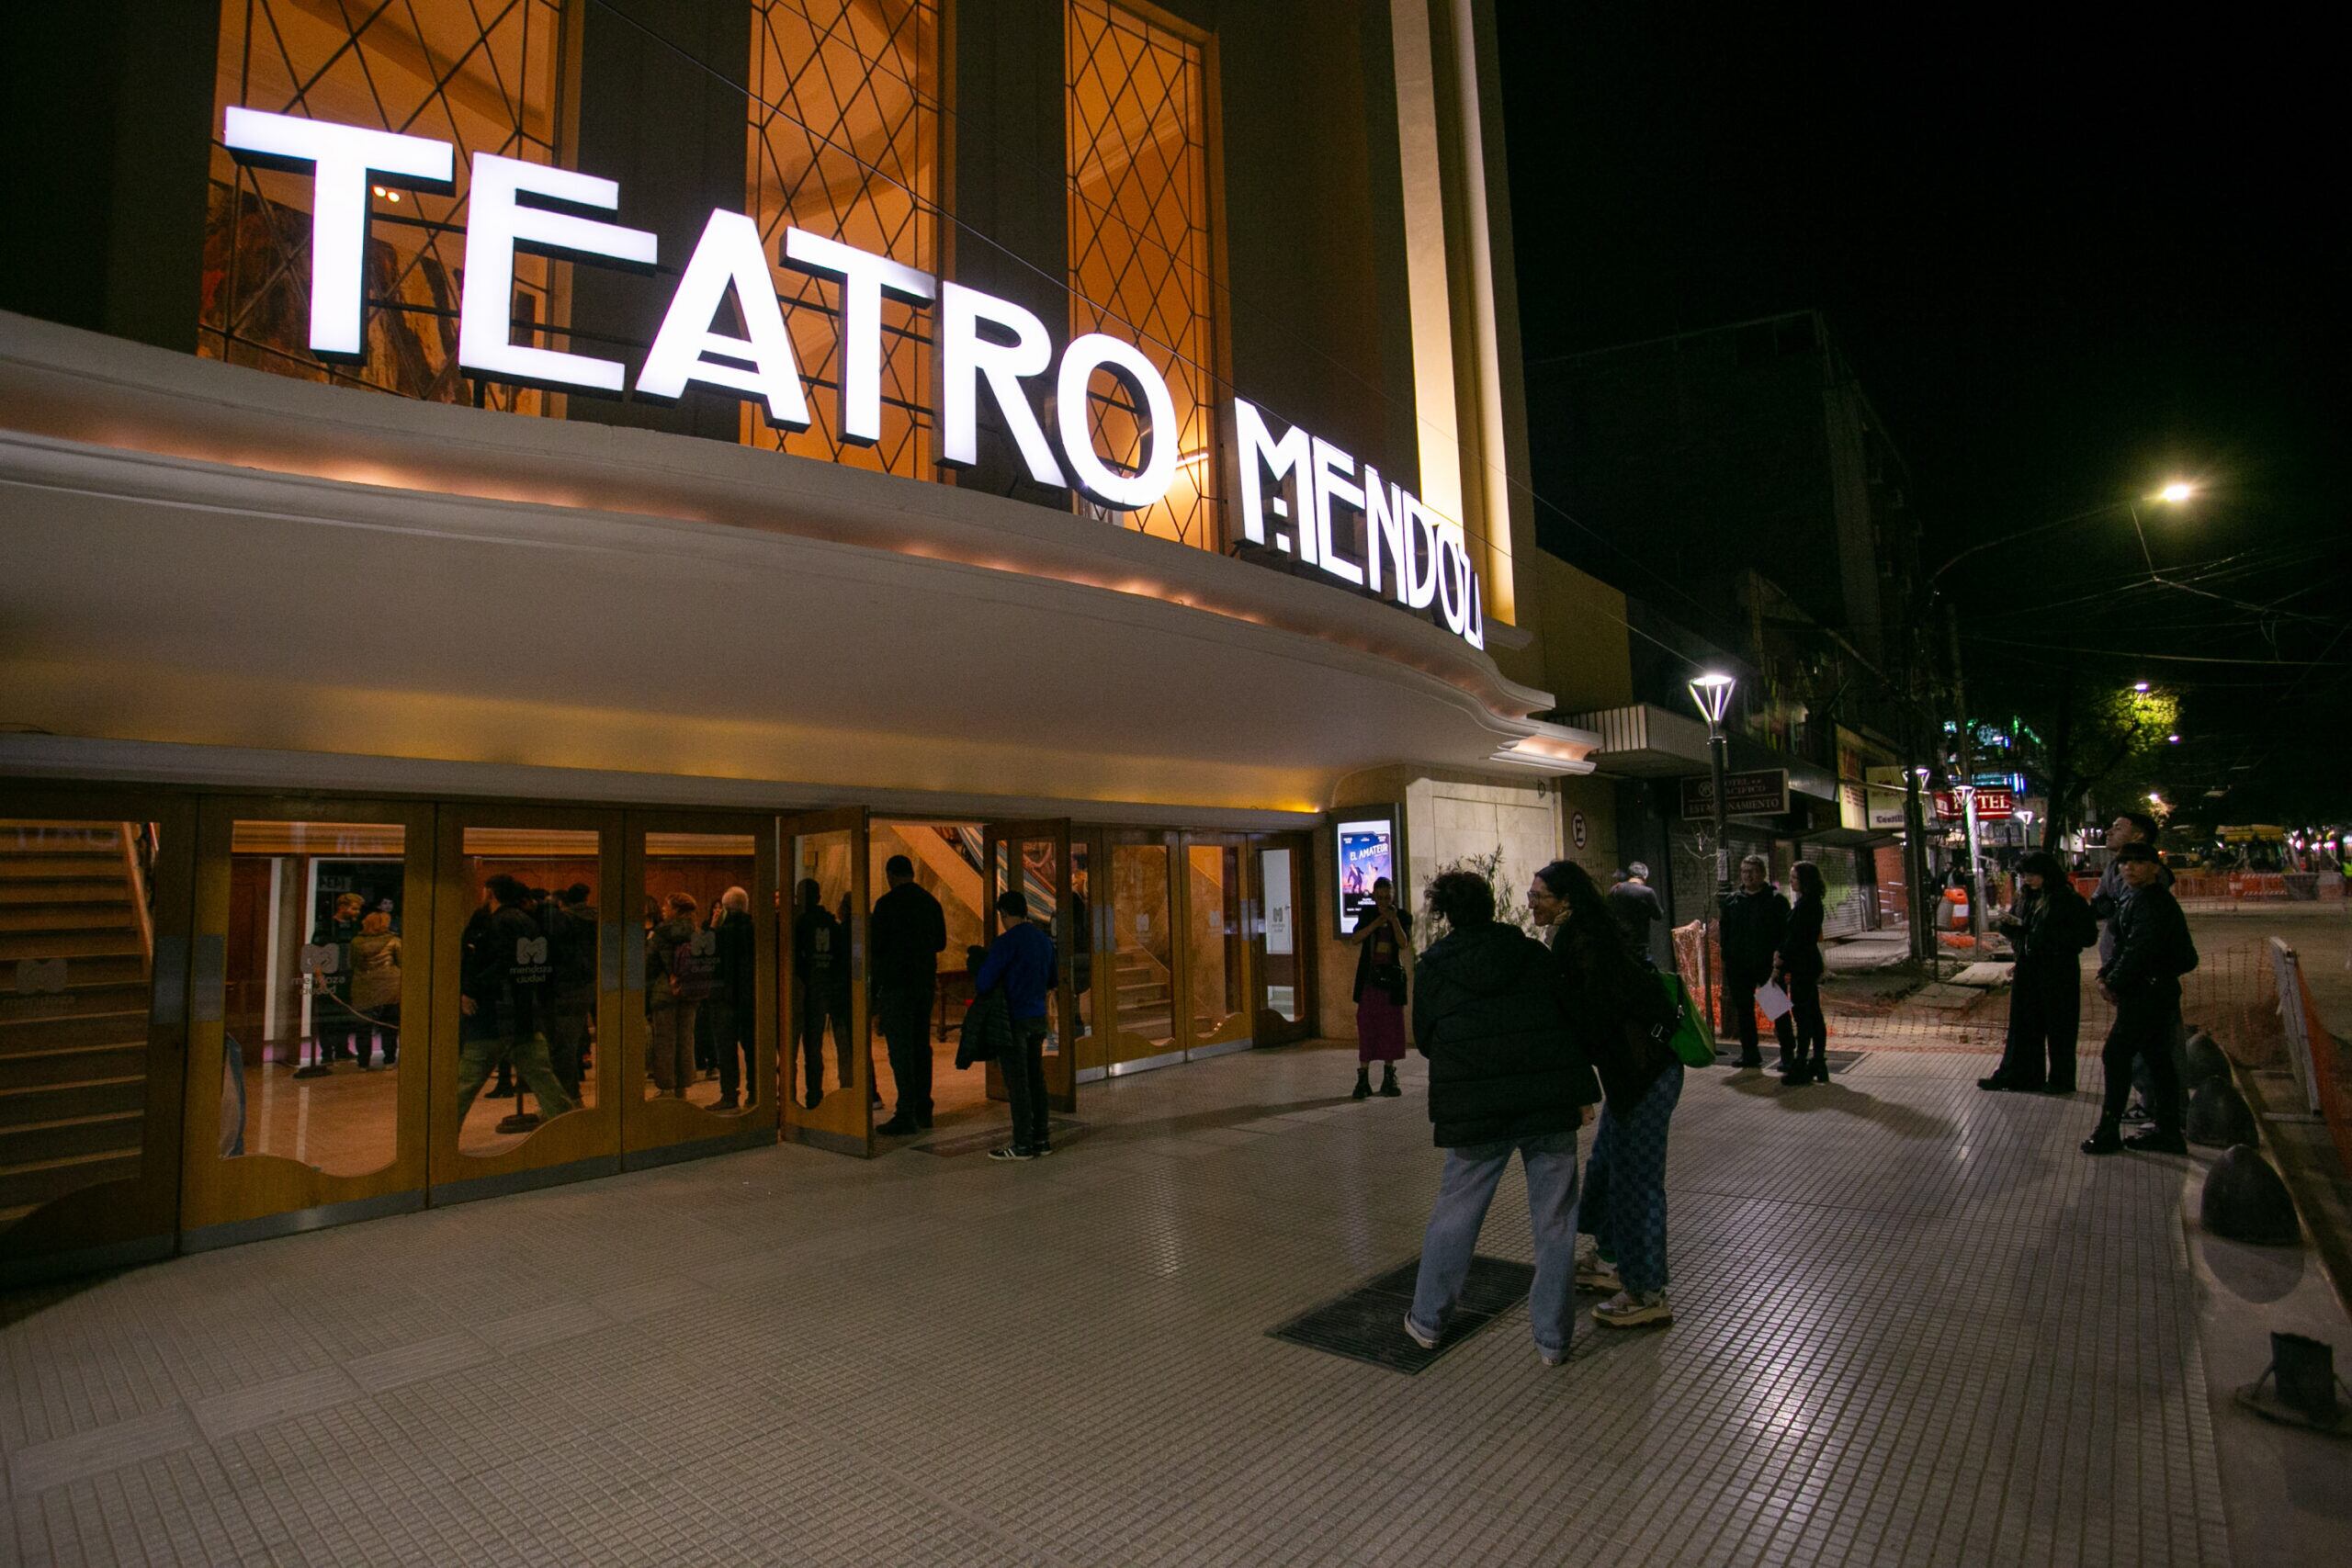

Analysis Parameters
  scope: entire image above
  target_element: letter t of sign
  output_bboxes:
[220,108,455,360]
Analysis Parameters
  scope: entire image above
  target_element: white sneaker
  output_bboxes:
[1573,1234,1598,1269]
[1593,1290,1671,1328]
[1576,1258,1622,1292]
[1538,1345,1565,1367]
[1402,1312,1439,1350]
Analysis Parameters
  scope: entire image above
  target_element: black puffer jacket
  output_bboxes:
[1413,920,1600,1147]
[1550,917,1679,1108]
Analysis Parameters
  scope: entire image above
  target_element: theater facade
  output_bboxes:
[0,0,1621,1279]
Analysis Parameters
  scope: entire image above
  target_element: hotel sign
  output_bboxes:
[220,109,1486,648]
[1679,769,1790,820]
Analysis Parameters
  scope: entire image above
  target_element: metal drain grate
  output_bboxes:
[1268,1255,1535,1372]
[1712,1048,1868,1069]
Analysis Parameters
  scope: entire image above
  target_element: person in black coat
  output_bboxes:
[870,855,948,1134]
[1403,871,1601,1366]
[1718,854,1795,1070]
[1532,860,1682,1329]
[2082,843,2197,1155]
[1775,863,1829,1087]
[1980,851,2098,1094]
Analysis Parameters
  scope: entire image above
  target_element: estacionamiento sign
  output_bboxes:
[220,108,1487,649]
[1679,769,1791,820]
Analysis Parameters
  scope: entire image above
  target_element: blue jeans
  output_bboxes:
[1582,1064,1681,1296]
[1408,1128,1582,1358]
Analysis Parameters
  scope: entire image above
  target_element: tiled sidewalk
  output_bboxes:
[4,1043,2238,1567]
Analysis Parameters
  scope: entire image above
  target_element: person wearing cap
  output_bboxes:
[1605,863,1664,967]
[1980,851,2097,1093]
[2082,842,2196,1155]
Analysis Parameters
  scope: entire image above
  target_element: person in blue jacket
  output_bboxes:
[977,888,1057,1160]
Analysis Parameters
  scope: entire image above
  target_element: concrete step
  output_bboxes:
[0,953,145,988]
[0,883,130,908]
[0,1075,145,1127]
[0,1110,144,1167]
[0,1011,150,1058]
[0,855,121,881]
[0,1148,141,1214]
[0,905,138,939]
[0,930,142,961]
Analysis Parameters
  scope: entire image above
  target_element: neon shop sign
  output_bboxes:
[220,108,1485,647]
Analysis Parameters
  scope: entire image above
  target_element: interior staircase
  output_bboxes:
[0,821,152,1233]
[1115,945,1175,1047]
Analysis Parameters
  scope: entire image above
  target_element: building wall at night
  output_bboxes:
[0,0,1634,1272]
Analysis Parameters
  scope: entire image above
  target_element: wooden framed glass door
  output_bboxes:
[1101,828,1182,1075]
[620,809,778,1167]
[1179,832,1253,1059]
[1250,831,1315,1045]
[782,808,872,1156]
[981,820,1077,1113]
[0,789,196,1281]
[428,806,623,1202]
[182,796,434,1247]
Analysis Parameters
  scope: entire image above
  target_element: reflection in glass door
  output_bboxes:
[1182,836,1252,1058]
[1104,830,1180,1075]
[1250,834,1314,1044]
[430,809,623,1201]
[783,809,872,1156]
[0,794,195,1281]
[622,816,775,1165]
[184,798,435,1246]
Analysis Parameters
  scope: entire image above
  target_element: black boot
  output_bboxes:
[1351,1067,1371,1101]
[2082,1122,2124,1156]
[1378,1065,1402,1098]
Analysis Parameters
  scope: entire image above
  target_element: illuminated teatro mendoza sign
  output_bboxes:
[220,107,1483,648]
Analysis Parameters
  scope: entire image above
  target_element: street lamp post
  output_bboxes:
[1689,672,1736,1034]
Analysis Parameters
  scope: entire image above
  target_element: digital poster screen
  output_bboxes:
[1335,818,1396,932]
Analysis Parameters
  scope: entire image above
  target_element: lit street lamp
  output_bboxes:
[1689,671,1736,1037]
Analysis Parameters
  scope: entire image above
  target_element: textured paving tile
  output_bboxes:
[0,1043,2239,1567]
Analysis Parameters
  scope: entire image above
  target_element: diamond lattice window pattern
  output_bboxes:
[1067,0,1219,550]
[202,0,568,414]
[746,0,941,478]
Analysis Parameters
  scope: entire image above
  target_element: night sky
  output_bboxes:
[1495,5,2348,823]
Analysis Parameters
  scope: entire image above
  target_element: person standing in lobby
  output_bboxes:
[709,886,756,1111]
[872,855,947,1135]
[646,891,709,1100]
[1347,877,1412,1100]
[1404,870,1600,1365]
[978,889,1057,1161]
[1718,855,1794,1070]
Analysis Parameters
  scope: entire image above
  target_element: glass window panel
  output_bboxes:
[0,820,157,1234]
[643,833,760,1111]
[869,822,981,1120]
[1110,840,1175,1058]
[1258,845,1303,1025]
[1185,843,1247,1045]
[204,0,570,412]
[1067,0,1217,548]
[746,1,941,477]
[455,829,596,1156]
[221,819,404,1177]
[788,829,868,1127]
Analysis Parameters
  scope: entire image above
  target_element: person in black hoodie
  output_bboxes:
[2082,842,2196,1155]
[1980,851,2098,1094]
[1719,854,1795,1070]
[1403,870,1601,1366]
[1775,862,1829,1087]
[1532,861,1682,1329]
